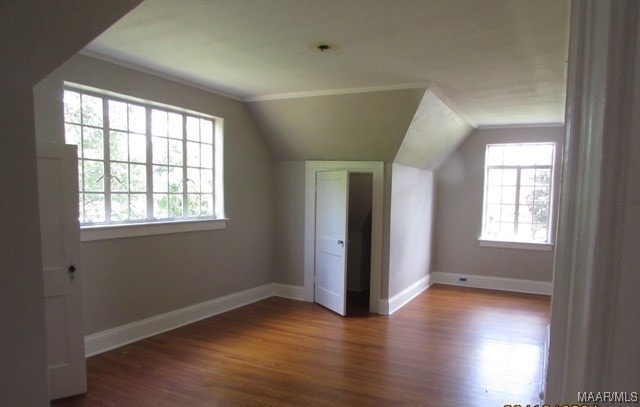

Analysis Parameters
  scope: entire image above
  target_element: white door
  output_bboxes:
[314,171,349,315]
[37,144,86,400]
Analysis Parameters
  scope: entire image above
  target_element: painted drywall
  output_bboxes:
[394,89,473,169]
[0,86,50,407]
[263,87,470,301]
[386,88,471,299]
[0,2,141,405]
[34,54,275,335]
[274,161,306,286]
[85,1,570,126]
[546,1,640,401]
[248,88,425,161]
[347,174,373,292]
[276,161,386,300]
[433,126,564,282]
[388,164,436,297]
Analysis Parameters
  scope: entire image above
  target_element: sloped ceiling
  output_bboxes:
[1,0,142,89]
[82,0,570,162]
[247,88,426,162]
[85,0,569,126]
[394,89,473,170]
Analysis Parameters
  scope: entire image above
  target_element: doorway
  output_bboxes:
[303,161,384,315]
[346,173,373,316]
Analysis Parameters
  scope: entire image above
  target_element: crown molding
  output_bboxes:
[79,50,244,101]
[243,83,430,102]
[477,122,564,130]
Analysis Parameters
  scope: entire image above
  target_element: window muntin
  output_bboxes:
[481,143,555,244]
[63,87,221,226]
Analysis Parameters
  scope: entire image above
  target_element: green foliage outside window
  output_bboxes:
[63,88,217,225]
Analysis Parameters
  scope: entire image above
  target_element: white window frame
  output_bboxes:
[479,142,556,251]
[63,83,226,241]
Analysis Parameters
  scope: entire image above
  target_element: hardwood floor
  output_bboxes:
[52,285,550,406]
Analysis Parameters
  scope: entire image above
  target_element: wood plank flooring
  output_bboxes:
[52,285,550,406]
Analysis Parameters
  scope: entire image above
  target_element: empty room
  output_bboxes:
[2,1,639,407]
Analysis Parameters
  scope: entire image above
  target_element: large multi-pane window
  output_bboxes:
[63,87,221,226]
[481,143,555,244]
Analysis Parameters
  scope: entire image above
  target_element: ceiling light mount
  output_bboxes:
[310,42,339,53]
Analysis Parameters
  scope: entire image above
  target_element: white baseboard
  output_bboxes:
[85,283,304,357]
[273,283,305,301]
[84,274,548,356]
[431,272,552,295]
[380,274,433,315]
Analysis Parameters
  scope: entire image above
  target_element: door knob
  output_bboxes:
[338,240,344,246]
[68,265,76,280]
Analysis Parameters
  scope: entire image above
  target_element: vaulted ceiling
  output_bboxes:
[86,0,569,126]
[83,0,570,161]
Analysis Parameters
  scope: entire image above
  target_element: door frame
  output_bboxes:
[304,161,384,314]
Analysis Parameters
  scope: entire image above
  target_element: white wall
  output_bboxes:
[388,164,436,297]
[434,126,564,282]
[34,54,276,335]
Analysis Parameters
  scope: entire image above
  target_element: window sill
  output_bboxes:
[478,239,553,251]
[81,218,228,242]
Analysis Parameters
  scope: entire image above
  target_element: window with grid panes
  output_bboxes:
[481,143,555,243]
[63,87,221,226]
